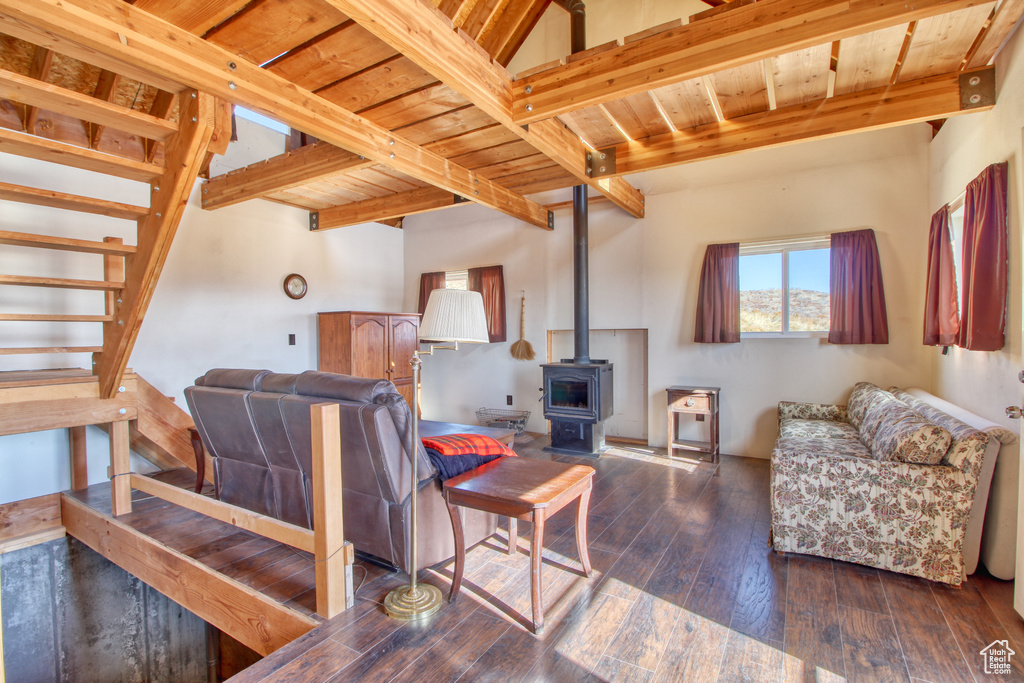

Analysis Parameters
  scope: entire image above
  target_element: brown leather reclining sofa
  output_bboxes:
[184,368,497,572]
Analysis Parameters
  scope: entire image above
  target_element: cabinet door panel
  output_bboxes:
[350,315,388,379]
[393,379,416,409]
[318,313,352,374]
[389,316,420,382]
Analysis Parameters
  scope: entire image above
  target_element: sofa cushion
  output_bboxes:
[779,419,861,440]
[890,389,992,474]
[862,398,952,465]
[779,401,849,422]
[294,370,395,403]
[846,381,889,429]
[775,435,873,460]
[195,368,270,390]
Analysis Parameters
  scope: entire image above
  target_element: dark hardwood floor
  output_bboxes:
[222,436,1024,683]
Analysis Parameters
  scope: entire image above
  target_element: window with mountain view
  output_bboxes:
[739,237,830,336]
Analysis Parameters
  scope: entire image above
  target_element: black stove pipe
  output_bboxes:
[557,0,587,54]
[556,0,590,364]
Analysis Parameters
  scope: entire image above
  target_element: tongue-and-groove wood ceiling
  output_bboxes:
[0,0,1020,230]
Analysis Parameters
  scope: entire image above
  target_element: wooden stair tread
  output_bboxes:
[0,181,149,220]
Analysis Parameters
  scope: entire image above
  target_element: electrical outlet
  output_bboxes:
[288,334,296,346]
[506,395,513,406]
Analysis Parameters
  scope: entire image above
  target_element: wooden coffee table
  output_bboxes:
[442,456,595,634]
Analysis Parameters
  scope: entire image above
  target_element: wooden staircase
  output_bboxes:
[0,57,230,398]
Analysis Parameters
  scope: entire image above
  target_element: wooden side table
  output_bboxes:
[667,386,720,463]
[442,457,595,634]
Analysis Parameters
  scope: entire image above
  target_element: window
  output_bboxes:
[949,195,966,297]
[234,106,290,134]
[444,269,468,290]
[739,237,830,336]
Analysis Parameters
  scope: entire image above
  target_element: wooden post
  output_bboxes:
[68,425,88,490]
[109,419,131,516]
[311,403,346,618]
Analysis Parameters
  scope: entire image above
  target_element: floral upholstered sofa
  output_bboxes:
[770,382,1015,585]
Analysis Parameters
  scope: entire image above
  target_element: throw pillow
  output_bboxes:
[846,381,888,429]
[862,398,952,464]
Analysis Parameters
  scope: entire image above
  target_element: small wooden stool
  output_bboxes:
[443,457,595,634]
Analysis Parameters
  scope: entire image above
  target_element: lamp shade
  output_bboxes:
[420,289,489,343]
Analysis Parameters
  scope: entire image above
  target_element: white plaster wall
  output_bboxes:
[403,126,935,457]
[0,119,404,504]
[928,23,1024,436]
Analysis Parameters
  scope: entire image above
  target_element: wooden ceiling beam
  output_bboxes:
[0,67,178,142]
[327,0,645,218]
[311,186,474,231]
[94,91,216,399]
[602,67,994,176]
[0,0,551,229]
[0,126,163,181]
[202,142,373,210]
[513,0,988,124]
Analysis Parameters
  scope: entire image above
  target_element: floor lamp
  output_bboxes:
[383,288,490,620]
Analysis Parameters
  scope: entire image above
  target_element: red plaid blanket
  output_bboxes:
[421,433,516,458]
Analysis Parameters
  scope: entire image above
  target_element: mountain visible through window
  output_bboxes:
[739,238,830,336]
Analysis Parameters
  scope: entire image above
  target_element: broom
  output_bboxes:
[510,291,535,360]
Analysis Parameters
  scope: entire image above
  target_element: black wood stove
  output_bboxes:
[542,359,613,454]
[541,0,613,456]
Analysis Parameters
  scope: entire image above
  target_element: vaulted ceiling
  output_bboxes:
[0,0,1020,232]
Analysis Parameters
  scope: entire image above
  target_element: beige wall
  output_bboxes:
[404,125,936,457]
[928,21,1024,436]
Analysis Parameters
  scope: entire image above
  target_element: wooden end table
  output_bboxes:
[667,385,720,463]
[442,457,595,634]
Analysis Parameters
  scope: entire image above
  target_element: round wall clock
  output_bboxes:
[283,273,308,299]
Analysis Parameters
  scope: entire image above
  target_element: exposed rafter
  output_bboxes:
[0,67,178,142]
[0,0,551,229]
[311,186,479,231]
[603,67,994,176]
[202,142,373,210]
[327,0,645,218]
[967,0,1024,68]
[512,0,987,124]
[21,46,53,133]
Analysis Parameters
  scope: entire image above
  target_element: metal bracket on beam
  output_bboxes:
[309,211,319,231]
[586,148,616,177]
[548,211,555,230]
[960,69,995,110]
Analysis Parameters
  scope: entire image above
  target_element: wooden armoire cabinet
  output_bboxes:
[317,311,420,406]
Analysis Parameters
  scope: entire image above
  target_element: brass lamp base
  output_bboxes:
[383,583,443,620]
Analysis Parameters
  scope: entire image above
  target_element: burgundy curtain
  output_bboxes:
[417,272,445,314]
[468,265,507,343]
[923,205,959,346]
[694,243,740,343]
[958,162,1008,351]
[828,229,889,344]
